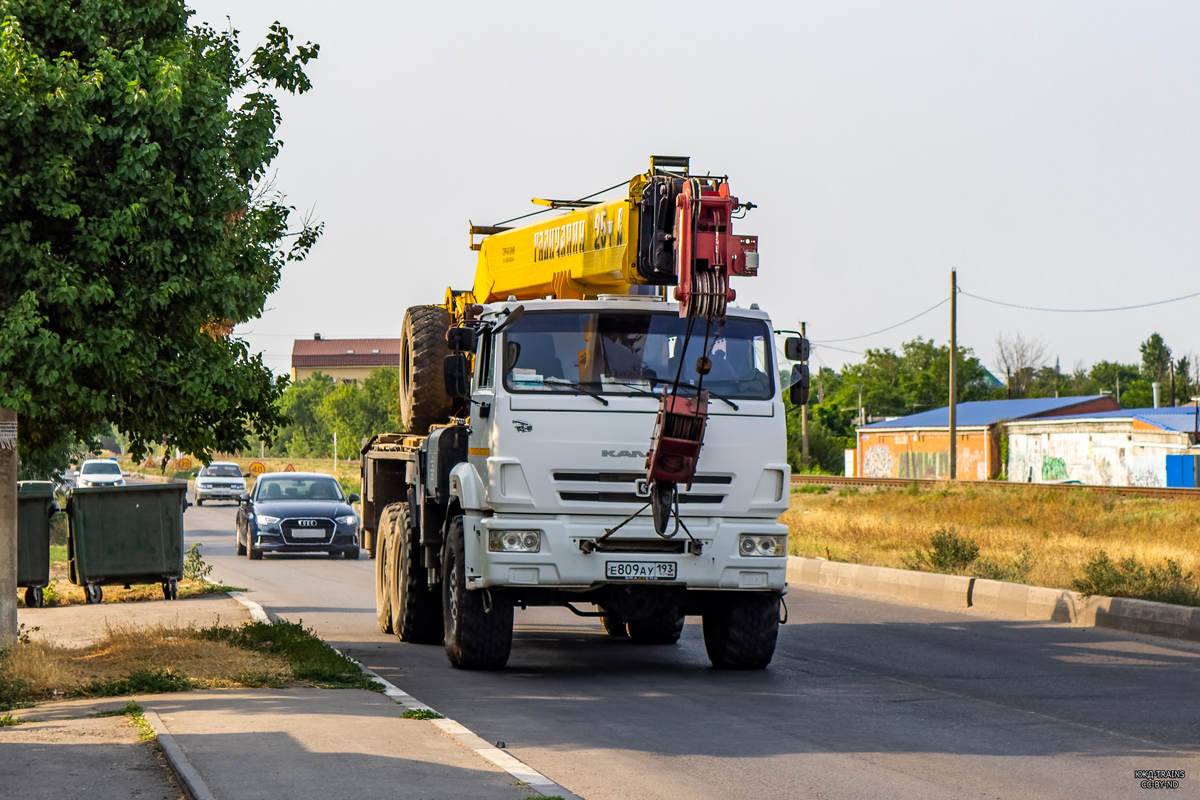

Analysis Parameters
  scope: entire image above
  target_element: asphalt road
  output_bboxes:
[185,499,1200,800]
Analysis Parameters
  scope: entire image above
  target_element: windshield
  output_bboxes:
[81,462,120,475]
[256,477,345,502]
[501,311,773,400]
[200,465,242,478]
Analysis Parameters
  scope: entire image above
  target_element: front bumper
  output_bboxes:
[197,485,245,499]
[251,526,359,553]
[468,515,788,591]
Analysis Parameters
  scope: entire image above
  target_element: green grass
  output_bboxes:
[90,701,146,718]
[791,484,829,495]
[74,668,196,698]
[401,708,444,720]
[1071,551,1200,606]
[197,620,382,691]
[48,545,68,564]
[0,714,26,726]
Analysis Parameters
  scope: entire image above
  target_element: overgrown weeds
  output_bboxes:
[1071,552,1200,607]
[902,528,1036,583]
[183,543,213,582]
[784,482,1200,599]
[0,618,377,710]
[401,708,444,720]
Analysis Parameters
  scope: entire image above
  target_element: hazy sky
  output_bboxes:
[186,1,1200,381]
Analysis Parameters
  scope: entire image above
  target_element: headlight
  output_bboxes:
[256,514,281,526]
[233,482,245,490]
[335,514,358,526]
[488,530,541,553]
[738,534,786,557]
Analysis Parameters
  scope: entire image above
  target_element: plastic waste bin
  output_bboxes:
[17,481,57,608]
[66,483,188,604]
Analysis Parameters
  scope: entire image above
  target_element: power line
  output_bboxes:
[960,288,1200,313]
[812,342,864,356]
[811,297,948,343]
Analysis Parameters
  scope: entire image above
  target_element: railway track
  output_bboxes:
[790,473,1200,500]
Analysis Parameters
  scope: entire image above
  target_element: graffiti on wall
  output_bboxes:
[1009,431,1170,487]
[862,445,894,478]
[898,450,949,479]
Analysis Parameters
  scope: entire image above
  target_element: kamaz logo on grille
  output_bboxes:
[297,519,320,527]
[601,450,646,458]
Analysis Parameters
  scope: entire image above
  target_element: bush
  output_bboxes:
[1071,552,1200,607]
[183,543,213,582]
[903,527,980,573]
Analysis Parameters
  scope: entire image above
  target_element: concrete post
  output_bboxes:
[0,407,18,646]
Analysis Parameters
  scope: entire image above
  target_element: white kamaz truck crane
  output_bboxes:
[360,156,810,670]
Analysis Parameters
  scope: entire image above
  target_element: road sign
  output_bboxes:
[248,461,266,476]
[176,457,192,471]
[283,463,296,472]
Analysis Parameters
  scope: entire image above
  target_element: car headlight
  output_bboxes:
[233,482,245,490]
[488,530,541,553]
[255,514,281,526]
[335,514,358,526]
[738,534,786,557]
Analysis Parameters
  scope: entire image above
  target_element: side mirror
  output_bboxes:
[789,364,811,406]
[347,493,361,504]
[446,326,477,353]
[243,472,251,478]
[238,493,251,503]
[443,354,471,399]
[784,337,810,362]
[121,471,130,477]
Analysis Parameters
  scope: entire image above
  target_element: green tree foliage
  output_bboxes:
[273,369,401,459]
[0,1,321,463]
[1139,333,1172,383]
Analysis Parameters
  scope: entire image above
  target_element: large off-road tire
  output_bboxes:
[375,504,401,634]
[702,593,780,670]
[599,614,628,638]
[627,608,685,645]
[392,503,442,644]
[442,516,512,669]
[400,305,454,434]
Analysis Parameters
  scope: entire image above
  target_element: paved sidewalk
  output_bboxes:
[10,596,554,800]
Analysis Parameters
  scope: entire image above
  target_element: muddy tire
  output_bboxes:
[599,614,628,638]
[393,503,443,644]
[375,503,401,634]
[627,608,685,644]
[443,516,512,669]
[400,305,453,434]
[702,593,779,670]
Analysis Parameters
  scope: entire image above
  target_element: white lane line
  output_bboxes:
[226,590,580,798]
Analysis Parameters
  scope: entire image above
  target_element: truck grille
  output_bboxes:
[551,471,729,505]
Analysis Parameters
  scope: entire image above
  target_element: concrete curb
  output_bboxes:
[787,555,1200,642]
[144,710,217,800]
[226,592,581,799]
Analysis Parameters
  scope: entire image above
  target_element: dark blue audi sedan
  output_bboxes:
[236,472,361,560]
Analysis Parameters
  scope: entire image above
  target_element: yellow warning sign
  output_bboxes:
[283,463,296,472]
[176,457,192,471]
[249,461,266,476]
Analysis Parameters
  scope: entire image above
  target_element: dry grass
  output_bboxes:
[16,574,237,608]
[3,622,291,703]
[782,483,1200,591]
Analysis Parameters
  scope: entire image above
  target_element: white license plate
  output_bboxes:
[605,561,677,581]
[290,529,327,539]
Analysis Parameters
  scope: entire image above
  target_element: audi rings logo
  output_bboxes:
[297,519,320,527]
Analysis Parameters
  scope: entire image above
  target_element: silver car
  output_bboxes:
[195,462,247,505]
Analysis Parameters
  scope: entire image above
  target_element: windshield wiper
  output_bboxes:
[657,383,739,410]
[543,378,609,406]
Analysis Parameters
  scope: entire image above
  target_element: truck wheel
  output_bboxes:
[400,305,453,434]
[627,608,685,644]
[393,503,443,644]
[375,504,400,634]
[702,593,779,670]
[599,614,628,638]
[442,516,512,669]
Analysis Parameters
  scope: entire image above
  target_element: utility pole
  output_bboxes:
[800,321,809,471]
[0,407,18,646]
[949,269,958,480]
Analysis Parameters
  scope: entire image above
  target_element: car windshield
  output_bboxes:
[501,311,773,400]
[201,465,242,478]
[256,477,344,502]
[81,462,120,475]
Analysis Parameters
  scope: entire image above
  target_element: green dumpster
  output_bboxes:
[17,481,57,608]
[66,483,188,604]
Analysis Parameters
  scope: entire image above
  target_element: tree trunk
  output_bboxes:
[0,407,18,646]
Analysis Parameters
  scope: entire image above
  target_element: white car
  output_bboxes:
[76,458,127,487]
[195,462,247,505]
